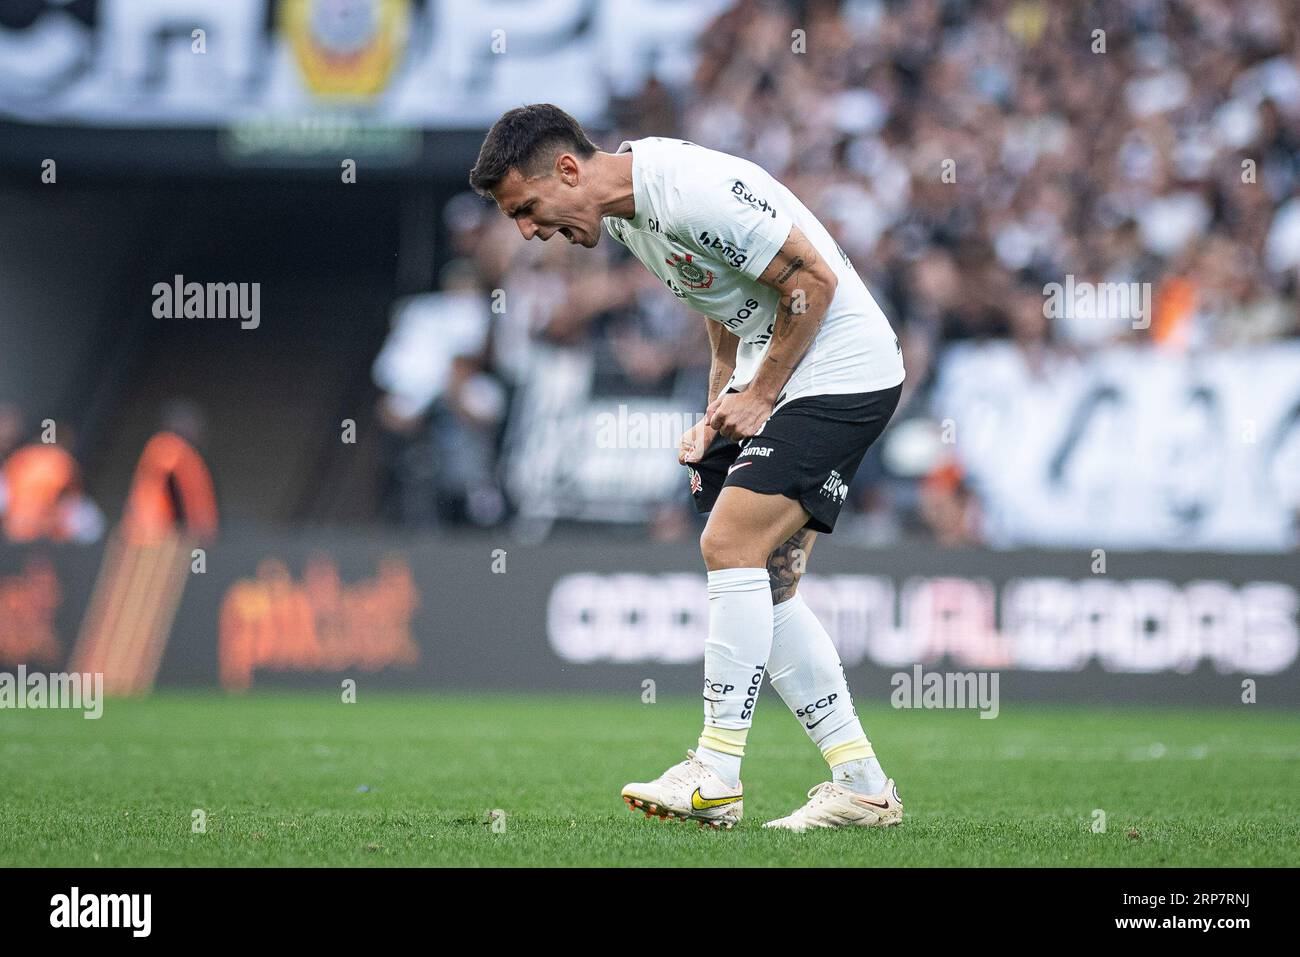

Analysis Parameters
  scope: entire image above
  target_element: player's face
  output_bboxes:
[491,164,601,248]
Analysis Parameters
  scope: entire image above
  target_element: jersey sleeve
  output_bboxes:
[669,169,793,282]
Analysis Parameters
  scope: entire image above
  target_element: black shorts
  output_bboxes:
[685,384,902,534]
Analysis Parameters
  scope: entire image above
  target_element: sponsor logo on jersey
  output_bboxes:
[644,217,685,246]
[664,252,715,289]
[697,230,749,269]
[738,445,773,458]
[820,470,848,502]
[730,180,778,219]
[720,297,762,331]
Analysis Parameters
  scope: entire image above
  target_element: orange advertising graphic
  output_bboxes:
[219,554,420,690]
[70,531,190,696]
[0,557,62,666]
[70,430,216,695]
[121,432,217,547]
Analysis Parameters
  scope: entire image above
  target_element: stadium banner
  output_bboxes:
[502,354,701,526]
[931,341,1300,551]
[1,532,1297,705]
[0,0,727,170]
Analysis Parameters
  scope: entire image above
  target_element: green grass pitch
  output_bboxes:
[1,691,1296,867]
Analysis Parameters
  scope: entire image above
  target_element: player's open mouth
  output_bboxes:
[560,227,575,243]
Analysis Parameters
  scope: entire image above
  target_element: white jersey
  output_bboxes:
[602,137,904,407]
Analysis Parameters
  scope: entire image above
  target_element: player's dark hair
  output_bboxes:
[468,104,598,195]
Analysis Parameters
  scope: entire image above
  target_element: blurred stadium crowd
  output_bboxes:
[4,0,1298,547]
[366,0,1300,544]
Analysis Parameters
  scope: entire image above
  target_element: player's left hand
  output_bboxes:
[708,390,773,442]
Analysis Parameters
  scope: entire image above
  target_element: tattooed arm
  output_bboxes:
[680,316,738,465]
[705,314,739,404]
[747,224,837,404]
[708,225,838,440]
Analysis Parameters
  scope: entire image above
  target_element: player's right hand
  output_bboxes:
[678,417,716,465]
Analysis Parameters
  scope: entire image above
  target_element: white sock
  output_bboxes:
[695,747,742,788]
[768,593,888,795]
[696,567,772,788]
[831,757,888,795]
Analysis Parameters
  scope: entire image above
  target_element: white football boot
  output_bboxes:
[621,750,743,829]
[763,778,903,832]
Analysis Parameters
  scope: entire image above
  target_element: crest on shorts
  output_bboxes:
[665,252,715,290]
[820,470,848,502]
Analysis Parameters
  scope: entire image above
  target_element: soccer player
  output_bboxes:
[470,104,906,832]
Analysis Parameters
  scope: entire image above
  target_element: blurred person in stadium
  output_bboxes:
[120,401,218,545]
[470,103,906,832]
[373,259,508,528]
[0,414,104,544]
[0,402,23,534]
[0,402,22,465]
[919,458,984,548]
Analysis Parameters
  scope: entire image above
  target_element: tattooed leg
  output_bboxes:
[766,528,817,605]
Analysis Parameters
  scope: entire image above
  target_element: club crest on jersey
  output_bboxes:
[665,252,715,290]
[688,466,703,495]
